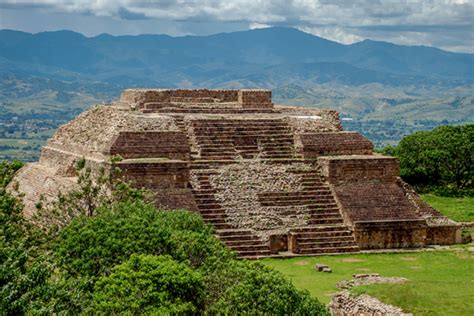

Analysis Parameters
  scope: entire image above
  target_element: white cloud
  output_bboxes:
[249,22,272,30]
[299,26,362,44]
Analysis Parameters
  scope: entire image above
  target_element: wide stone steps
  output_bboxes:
[190,118,296,161]
[289,222,359,255]
[215,228,271,258]
[308,218,344,225]
[260,201,338,207]
[297,246,359,255]
[189,158,358,258]
[191,168,272,258]
[297,235,355,243]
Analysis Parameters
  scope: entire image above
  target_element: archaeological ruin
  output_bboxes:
[12,89,460,258]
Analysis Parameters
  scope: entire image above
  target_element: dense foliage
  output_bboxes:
[92,254,205,314]
[0,161,328,315]
[383,124,473,195]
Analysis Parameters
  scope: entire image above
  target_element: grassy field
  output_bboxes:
[261,250,474,315]
[421,194,474,222]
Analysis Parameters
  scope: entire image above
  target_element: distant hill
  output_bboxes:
[0,27,472,87]
[0,27,472,159]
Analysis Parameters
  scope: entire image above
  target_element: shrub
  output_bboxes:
[206,260,329,315]
[384,124,473,190]
[91,254,205,314]
[54,200,231,277]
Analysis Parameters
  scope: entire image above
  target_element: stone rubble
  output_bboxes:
[207,161,313,239]
[337,273,408,290]
[330,290,413,316]
[330,274,411,315]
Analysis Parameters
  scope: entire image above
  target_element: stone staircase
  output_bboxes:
[289,225,359,255]
[190,167,271,258]
[189,119,295,160]
[186,118,358,258]
[287,168,359,255]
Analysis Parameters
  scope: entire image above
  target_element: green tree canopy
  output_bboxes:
[92,254,205,315]
[384,124,473,191]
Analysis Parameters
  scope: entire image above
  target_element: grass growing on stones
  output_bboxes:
[261,249,474,315]
[421,194,474,222]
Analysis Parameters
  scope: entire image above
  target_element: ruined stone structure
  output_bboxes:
[13,89,459,258]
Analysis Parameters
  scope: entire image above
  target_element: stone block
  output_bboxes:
[296,132,373,158]
[354,219,427,249]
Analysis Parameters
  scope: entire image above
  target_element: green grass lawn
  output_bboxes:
[421,194,474,222]
[261,250,474,315]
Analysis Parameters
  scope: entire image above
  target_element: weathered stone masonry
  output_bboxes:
[12,88,459,258]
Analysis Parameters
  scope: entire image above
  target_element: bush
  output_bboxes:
[382,124,473,191]
[206,260,329,315]
[92,254,205,314]
[53,200,327,314]
[54,200,231,277]
[1,160,328,315]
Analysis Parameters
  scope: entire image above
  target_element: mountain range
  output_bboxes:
[0,27,472,156]
[1,27,472,87]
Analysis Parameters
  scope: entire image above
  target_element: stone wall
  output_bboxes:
[426,225,458,245]
[47,105,178,157]
[115,159,197,211]
[9,163,78,219]
[109,131,190,160]
[39,146,106,177]
[296,132,373,158]
[319,155,399,183]
[332,182,421,223]
[353,220,427,249]
[319,155,427,249]
[120,89,273,109]
[238,90,272,108]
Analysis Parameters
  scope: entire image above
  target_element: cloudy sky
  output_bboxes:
[0,0,473,53]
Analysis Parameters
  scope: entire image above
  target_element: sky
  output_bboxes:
[0,0,473,53]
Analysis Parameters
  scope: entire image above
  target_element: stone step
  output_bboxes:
[203,218,228,225]
[291,225,349,233]
[198,155,235,160]
[226,244,270,252]
[201,214,227,220]
[296,246,359,255]
[218,235,260,242]
[298,234,355,242]
[220,236,262,244]
[259,191,333,197]
[194,132,292,138]
[308,218,344,225]
[309,211,341,217]
[212,223,233,230]
[193,130,292,135]
[192,189,217,194]
[237,249,272,258]
[200,150,236,155]
[197,204,222,210]
[298,240,357,249]
[191,122,288,127]
[294,230,354,239]
[198,210,226,216]
[216,229,254,237]
[259,201,337,207]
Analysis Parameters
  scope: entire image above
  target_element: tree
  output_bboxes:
[54,200,231,277]
[384,124,473,191]
[91,254,204,315]
[206,260,329,315]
